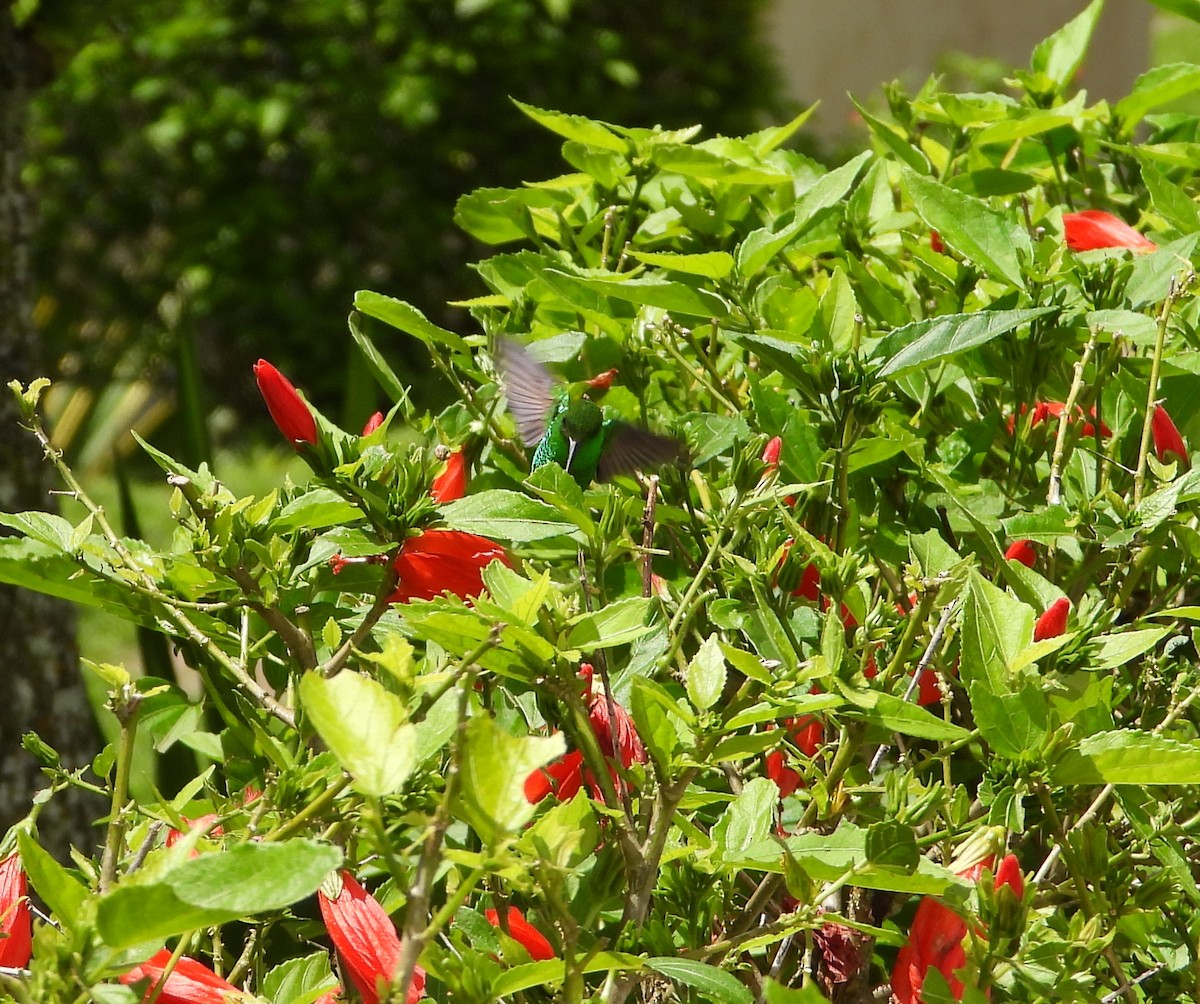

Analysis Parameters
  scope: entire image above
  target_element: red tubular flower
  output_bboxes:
[581,665,647,769]
[429,449,468,503]
[1063,210,1157,253]
[484,906,556,961]
[525,749,586,804]
[253,359,318,448]
[929,230,944,254]
[994,854,1025,897]
[892,853,1009,1003]
[389,529,510,604]
[762,436,783,469]
[0,853,31,969]
[362,411,385,436]
[164,813,222,856]
[1004,540,1037,568]
[318,871,426,1004]
[1009,401,1111,438]
[1033,597,1070,642]
[1152,404,1189,464]
[585,368,619,392]
[120,949,250,1003]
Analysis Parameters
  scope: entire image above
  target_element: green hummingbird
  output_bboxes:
[495,337,683,486]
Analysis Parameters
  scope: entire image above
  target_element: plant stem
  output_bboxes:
[1048,330,1097,506]
[1134,275,1182,506]
[99,689,141,893]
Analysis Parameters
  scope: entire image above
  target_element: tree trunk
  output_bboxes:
[0,6,103,860]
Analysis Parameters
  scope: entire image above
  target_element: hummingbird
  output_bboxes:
[495,337,684,486]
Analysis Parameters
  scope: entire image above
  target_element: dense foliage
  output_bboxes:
[9,2,1200,1001]
[24,0,779,452]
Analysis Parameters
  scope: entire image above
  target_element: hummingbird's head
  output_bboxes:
[561,398,603,442]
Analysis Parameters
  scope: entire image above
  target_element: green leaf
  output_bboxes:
[524,463,595,536]
[1051,731,1200,784]
[1139,157,1200,232]
[686,634,726,711]
[456,717,564,845]
[1147,0,1200,24]
[865,820,919,872]
[0,511,75,551]
[566,597,655,652]
[763,980,829,1004]
[970,685,1049,761]
[543,268,730,318]
[960,571,1034,694]
[1124,234,1200,308]
[97,841,341,948]
[837,685,969,742]
[490,952,645,997]
[1087,627,1170,670]
[261,952,339,1004]
[646,958,754,1004]
[902,168,1031,287]
[440,489,578,542]
[1117,62,1200,130]
[512,99,628,152]
[273,489,362,533]
[348,312,411,407]
[354,290,469,354]
[710,777,776,865]
[1029,0,1103,92]
[736,151,870,278]
[849,97,929,173]
[18,830,90,932]
[299,671,417,796]
[454,186,568,245]
[626,250,734,279]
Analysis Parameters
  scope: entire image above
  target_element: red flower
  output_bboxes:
[1033,597,1070,642]
[120,949,250,1003]
[164,813,222,856]
[891,853,1021,1003]
[318,871,425,1004]
[1063,210,1157,253]
[929,230,944,254]
[362,411,385,436]
[484,906,556,961]
[1008,401,1112,438]
[762,436,783,470]
[430,449,468,503]
[585,368,619,392]
[253,359,318,448]
[1004,540,1037,568]
[389,529,510,604]
[0,854,31,969]
[1152,404,1189,464]
[525,749,587,804]
[581,664,647,769]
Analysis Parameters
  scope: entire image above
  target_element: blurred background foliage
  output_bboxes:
[24,0,783,473]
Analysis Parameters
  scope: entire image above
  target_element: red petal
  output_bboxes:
[253,359,318,448]
[1152,404,1189,464]
[120,949,245,1004]
[484,905,556,961]
[1004,540,1037,568]
[390,530,509,604]
[1063,210,1157,252]
[0,854,31,969]
[361,412,385,436]
[429,449,469,502]
[995,853,1025,897]
[762,435,783,469]
[1033,597,1070,642]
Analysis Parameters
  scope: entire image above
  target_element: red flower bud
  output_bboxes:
[0,853,31,969]
[319,872,425,1004]
[1004,540,1037,568]
[362,411,384,436]
[1152,404,1189,465]
[1063,210,1157,253]
[585,368,619,392]
[762,436,783,469]
[994,853,1024,897]
[484,906,556,961]
[253,359,318,448]
[120,949,249,1003]
[430,449,468,503]
[1033,597,1070,642]
[929,230,944,254]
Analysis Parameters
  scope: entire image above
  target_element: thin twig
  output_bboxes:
[1048,331,1098,506]
[641,475,659,598]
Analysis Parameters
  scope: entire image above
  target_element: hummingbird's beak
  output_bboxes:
[566,437,579,472]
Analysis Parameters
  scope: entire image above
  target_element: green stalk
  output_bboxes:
[99,690,141,893]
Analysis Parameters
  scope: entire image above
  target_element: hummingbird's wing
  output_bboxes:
[495,338,556,447]
[596,421,685,482]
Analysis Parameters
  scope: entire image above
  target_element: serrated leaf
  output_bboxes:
[686,634,726,711]
[300,671,416,796]
[18,831,89,932]
[440,489,578,542]
[513,99,628,152]
[566,597,655,652]
[902,168,1030,287]
[646,958,754,1004]
[626,250,734,279]
[1051,731,1200,784]
[354,290,468,354]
